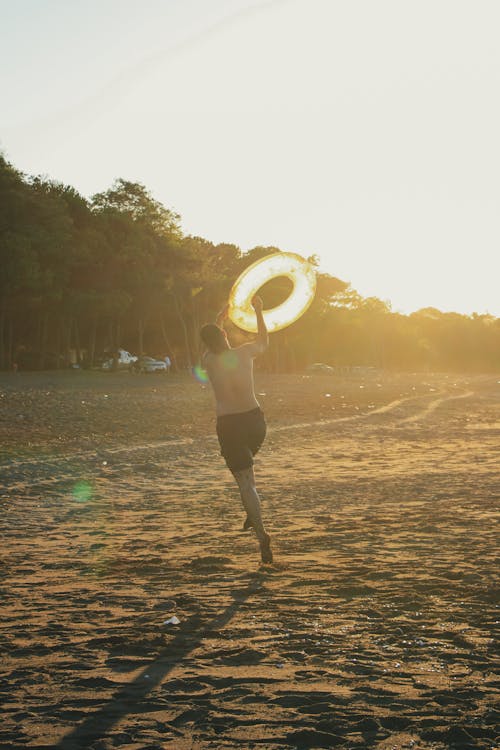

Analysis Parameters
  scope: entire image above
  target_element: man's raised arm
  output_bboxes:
[252,296,268,351]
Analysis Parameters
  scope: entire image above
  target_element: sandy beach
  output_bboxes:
[1,369,498,749]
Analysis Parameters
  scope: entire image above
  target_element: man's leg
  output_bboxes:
[233,466,273,563]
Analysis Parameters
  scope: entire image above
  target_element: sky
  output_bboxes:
[1,0,499,316]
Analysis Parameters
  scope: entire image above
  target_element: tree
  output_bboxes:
[1,154,499,373]
[92,179,181,237]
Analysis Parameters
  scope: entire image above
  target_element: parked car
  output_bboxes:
[101,349,138,371]
[307,363,336,374]
[133,356,167,373]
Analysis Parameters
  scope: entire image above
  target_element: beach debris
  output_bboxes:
[163,615,180,625]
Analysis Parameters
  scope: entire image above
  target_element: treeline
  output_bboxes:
[1,154,499,373]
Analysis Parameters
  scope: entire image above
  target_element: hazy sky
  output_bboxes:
[2,0,499,316]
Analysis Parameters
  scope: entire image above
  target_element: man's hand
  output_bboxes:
[251,296,263,313]
[251,295,268,348]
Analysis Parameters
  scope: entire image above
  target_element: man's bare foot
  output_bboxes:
[260,533,273,564]
[243,514,253,531]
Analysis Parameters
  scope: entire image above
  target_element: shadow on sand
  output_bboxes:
[56,571,268,749]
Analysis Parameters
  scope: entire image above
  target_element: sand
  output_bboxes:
[1,369,498,749]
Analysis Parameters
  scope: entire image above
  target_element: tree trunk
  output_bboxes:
[289,341,297,373]
[191,296,201,364]
[39,313,49,370]
[108,320,114,354]
[0,305,5,370]
[74,319,82,365]
[138,318,144,356]
[55,320,62,369]
[36,315,42,363]
[274,342,281,374]
[172,292,192,369]
[64,317,72,367]
[160,314,177,371]
[7,316,13,370]
[89,320,97,367]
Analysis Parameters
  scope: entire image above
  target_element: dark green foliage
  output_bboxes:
[0,154,498,372]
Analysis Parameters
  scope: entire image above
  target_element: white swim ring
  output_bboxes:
[228,252,317,333]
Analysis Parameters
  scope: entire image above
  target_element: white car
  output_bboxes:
[102,349,138,370]
[135,356,167,373]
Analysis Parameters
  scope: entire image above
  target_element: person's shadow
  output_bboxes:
[56,571,268,749]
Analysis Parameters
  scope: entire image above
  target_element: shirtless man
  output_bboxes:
[200,296,273,564]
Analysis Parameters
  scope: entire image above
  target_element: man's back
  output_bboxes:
[204,341,265,416]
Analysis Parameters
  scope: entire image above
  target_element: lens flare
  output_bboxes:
[72,481,93,503]
[228,252,317,333]
[192,364,209,384]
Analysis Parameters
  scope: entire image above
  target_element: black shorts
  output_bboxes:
[216,407,267,473]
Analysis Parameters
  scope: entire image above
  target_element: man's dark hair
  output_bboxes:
[200,324,227,354]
